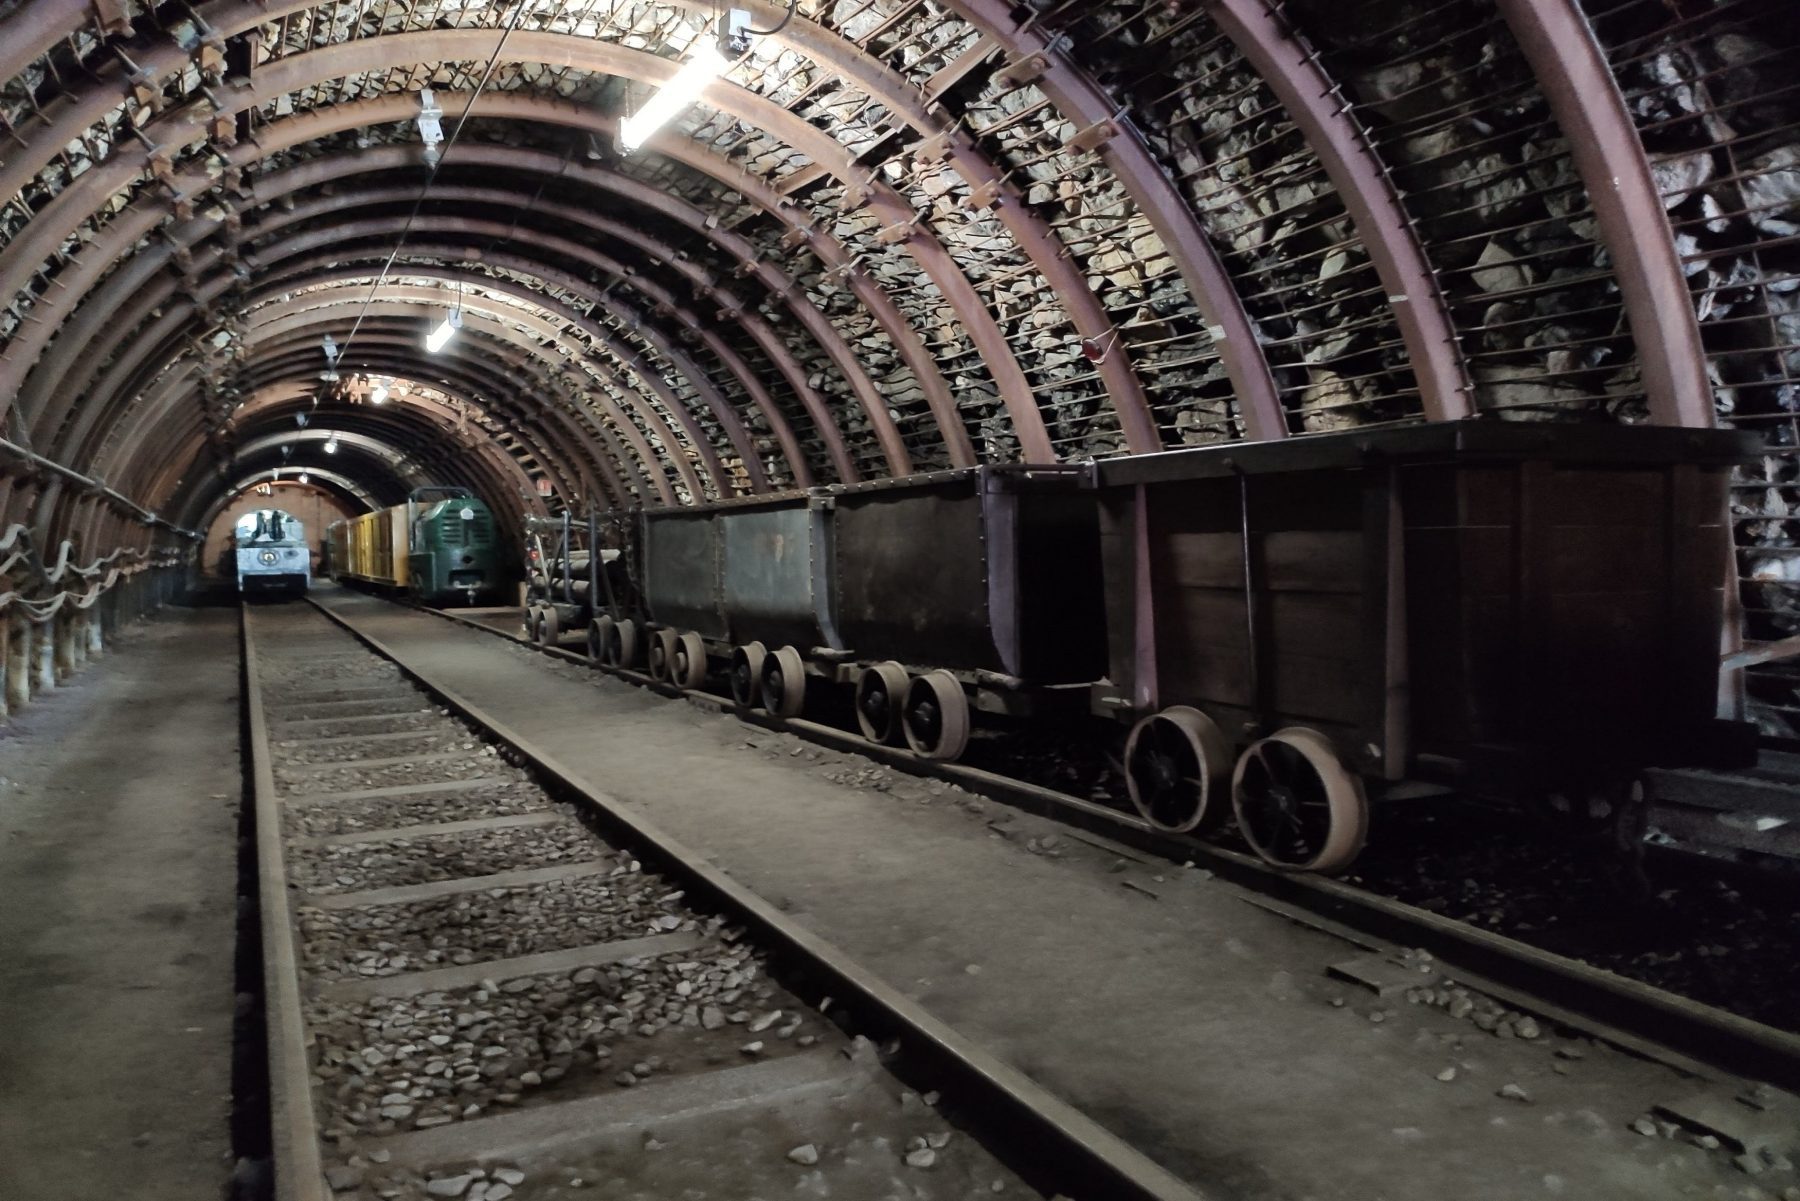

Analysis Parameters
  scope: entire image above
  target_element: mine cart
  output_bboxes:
[523,510,625,656]
[716,495,838,716]
[1089,423,1760,871]
[829,465,1106,758]
[631,506,726,688]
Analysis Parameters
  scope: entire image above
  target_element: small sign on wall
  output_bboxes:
[535,477,552,498]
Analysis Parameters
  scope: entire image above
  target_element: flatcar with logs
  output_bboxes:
[521,509,629,649]
[327,486,502,607]
[233,507,311,596]
[571,423,1760,872]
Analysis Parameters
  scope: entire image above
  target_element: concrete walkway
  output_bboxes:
[318,587,1757,1201]
[0,607,241,1200]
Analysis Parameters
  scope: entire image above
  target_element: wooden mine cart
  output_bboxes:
[1089,423,1760,871]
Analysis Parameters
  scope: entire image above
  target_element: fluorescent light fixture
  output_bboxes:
[424,307,462,353]
[370,382,389,404]
[620,40,729,152]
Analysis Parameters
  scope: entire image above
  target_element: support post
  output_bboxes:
[34,620,55,692]
[8,617,31,710]
[54,611,76,680]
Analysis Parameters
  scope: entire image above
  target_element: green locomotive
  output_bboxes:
[407,486,500,606]
[329,486,502,606]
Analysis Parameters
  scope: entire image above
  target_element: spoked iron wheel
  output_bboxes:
[854,661,909,743]
[730,642,767,707]
[901,670,970,761]
[1123,706,1233,834]
[588,615,614,664]
[1230,727,1369,873]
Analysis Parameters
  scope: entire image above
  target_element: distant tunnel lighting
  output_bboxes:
[324,436,339,455]
[298,472,310,485]
[424,307,462,353]
[370,382,389,404]
[620,41,729,152]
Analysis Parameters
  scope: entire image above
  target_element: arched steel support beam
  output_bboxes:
[1494,0,1714,428]
[8,141,832,489]
[10,122,872,484]
[0,34,1032,463]
[26,178,781,494]
[244,290,714,500]
[1200,0,1472,423]
[944,0,1289,441]
[65,263,661,507]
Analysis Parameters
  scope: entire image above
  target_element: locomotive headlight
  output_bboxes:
[460,507,475,520]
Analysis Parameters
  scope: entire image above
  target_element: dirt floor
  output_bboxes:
[0,606,241,1201]
[319,588,1800,1201]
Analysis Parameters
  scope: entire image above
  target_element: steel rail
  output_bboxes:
[293,596,1209,1201]
[238,608,329,1201]
[420,597,1800,1095]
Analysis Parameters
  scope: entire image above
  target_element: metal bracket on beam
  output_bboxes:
[962,180,1004,212]
[90,0,133,36]
[841,181,873,211]
[1066,117,1121,154]
[913,131,954,165]
[875,219,919,246]
[994,52,1048,89]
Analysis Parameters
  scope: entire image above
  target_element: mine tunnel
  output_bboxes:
[3,2,1800,1200]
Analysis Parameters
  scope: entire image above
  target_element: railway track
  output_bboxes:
[243,602,1201,1201]
[403,598,1800,1098]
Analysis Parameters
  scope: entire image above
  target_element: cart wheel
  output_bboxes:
[854,661,909,744]
[588,615,613,664]
[1231,727,1369,873]
[902,670,970,761]
[523,604,542,641]
[760,645,807,718]
[609,618,640,669]
[730,642,767,707]
[1124,706,1233,834]
[675,631,708,690]
[649,628,679,682]
[539,606,561,647]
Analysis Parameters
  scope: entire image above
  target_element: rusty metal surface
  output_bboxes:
[718,499,839,652]
[641,511,726,640]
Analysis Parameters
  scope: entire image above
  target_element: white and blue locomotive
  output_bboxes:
[234,508,311,596]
